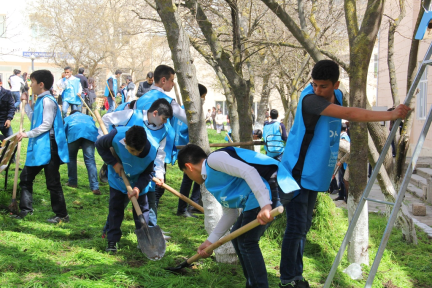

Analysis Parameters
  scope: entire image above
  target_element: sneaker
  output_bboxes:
[10,211,33,219]
[296,279,310,288]
[106,241,117,252]
[64,182,77,188]
[279,279,310,288]
[176,210,197,218]
[188,206,203,214]
[164,235,171,241]
[92,189,101,195]
[279,281,296,288]
[47,215,70,223]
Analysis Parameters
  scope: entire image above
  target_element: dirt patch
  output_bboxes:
[383,279,401,288]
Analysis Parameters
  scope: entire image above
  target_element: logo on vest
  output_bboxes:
[220,196,229,208]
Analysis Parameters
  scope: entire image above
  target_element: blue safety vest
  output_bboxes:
[26,94,69,166]
[64,112,98,143]
[171,105,189,164]
[205,147,299,211]
[62,77,81,105]
[120,87,127,103]
[104,75,117,97]
[107,127,156,194]
[340,132,350,170]
[263,121,285,158]
[115,101,130,112]
[281,83,343,191]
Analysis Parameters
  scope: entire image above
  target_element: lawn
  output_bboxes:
[0,114,431,288]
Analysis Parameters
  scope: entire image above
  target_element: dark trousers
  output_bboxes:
[107,187,149,243]
[280,187,318,282]
[177,173,200,213]
[155,163,167,207]
[19,139,68,217]
[338,166,346,200]
[231,207,269,288]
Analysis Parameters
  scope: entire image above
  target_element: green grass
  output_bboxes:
[1,119,431,287]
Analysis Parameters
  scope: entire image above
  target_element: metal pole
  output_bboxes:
[31,59,34,72]
[323,41,432,288]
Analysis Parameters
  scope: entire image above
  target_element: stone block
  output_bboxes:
[412,203,427,216]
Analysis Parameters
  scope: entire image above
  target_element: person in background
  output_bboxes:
[205,109,212,128]
[263,109,287,160]
[136,72,154,98]
[215,109,224,133]
[0,76,16,146]
[211,107,217,130]
[125,76,135,102]
[87,77,97,114]
[59,67,82,118]
[104,70,123,113]
[10,69,25,112]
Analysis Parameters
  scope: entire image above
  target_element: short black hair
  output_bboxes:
[147,71,154,78]
[78,68,84,74]
[154,65,175,83]
[64,66,72,71]
[270,109,278,119]
[311,60,339,84]
[121,83,126,87]
[30,70,54,90]
[126,75,132,81]
[198,84,207,97]
[125,125,147,151]
[253,129,263,138]
[14,69,21,75]
[148,98,173,118]
[177,144,208,171]
[115,69,122,75]
[70,110,80,115]
[341,124,347,131]
[129,100,137,108]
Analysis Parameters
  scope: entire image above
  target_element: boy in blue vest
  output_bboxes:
[177,144,299,288]
[279,60,410,288]
[105,70,123,113]
[14,70,70,223]
[96,125,154,252]
[64,110,100,195]
[58,66,82,119]
[263,109,287,160]
[99,98,172,235]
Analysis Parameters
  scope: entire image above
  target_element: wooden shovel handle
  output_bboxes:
[12,101,26,199]
[187,206,284,264]
[153,177,204,213]
[95,109,142,216]
[78,94,96,118]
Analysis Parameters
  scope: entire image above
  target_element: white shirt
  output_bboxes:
[58,75,83,95]
[148,85,187,124]
[100,109,166,179]
[10,75,25,92]
[203,151,272,243]
[25,91,58,138]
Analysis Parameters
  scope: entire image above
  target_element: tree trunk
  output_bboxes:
[256,73,272,126]
[155,0,237,263]
[367,132,418,244]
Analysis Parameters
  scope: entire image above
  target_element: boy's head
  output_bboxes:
[198,83,207,99]
[126,75,132,83]
[146,71,154,85]
[125,125,147,156]
[147,98,173,126]
[311,60,340,98]
[270,109,278,119]
[115,70,123,77]
[30,70,54,94]
[120,83,126,88]
[177,144,207,184]
[14,69,21,76]
[78,67,84,74]
[64,66,72,78]
[154,65,175,92]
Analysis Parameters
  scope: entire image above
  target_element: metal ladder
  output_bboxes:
[324,39,432,288]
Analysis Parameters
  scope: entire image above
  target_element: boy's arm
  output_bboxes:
[171,100,187,124]
[280,123,288,141]
[6,92,15,123]
[95,129,118,166]
[198,207,238,258]
[154,137,166,181]
[321,103,410,122]
[134,160,155,194]
[98,109,133,136]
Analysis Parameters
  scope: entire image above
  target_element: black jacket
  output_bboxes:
[0,87,15,126]
[75,74,89,93]
[136,81,152,98]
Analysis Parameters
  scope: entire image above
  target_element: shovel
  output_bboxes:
[152,177,204,213]
[165,205,284,272]
[8,100,26,214]
[95,110,166,260]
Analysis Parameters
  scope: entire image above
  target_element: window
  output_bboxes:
[417,66,428,120]
[374,54,378,78]
[0,15,5,38]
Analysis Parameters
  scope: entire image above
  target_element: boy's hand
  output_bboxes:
[113,162,123,175]
[391,104,410,120]
[128,187,140,199]
[155,178,164,186]
[21,92,28,101]
[16,132,28,142]
[257,204,273,225]
[197,240,213,258]
[4,120,11,128]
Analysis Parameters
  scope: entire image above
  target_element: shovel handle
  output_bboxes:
[186,206,284,265]
[78,94,96,118]
[12,100,26,200]
[152,177,204,213]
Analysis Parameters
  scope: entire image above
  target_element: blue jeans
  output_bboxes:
[147,191,158,227]
[231,207,269,288]
[107,97,115,113]
[177,173,201,213]
[62,102,79,118]
[11,91,20,109]
[67,138,99,190]
[280,188,318,283]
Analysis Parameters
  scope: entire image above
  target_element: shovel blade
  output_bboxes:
[135,225,166,261]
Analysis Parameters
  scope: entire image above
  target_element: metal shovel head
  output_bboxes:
[135,225,166,261]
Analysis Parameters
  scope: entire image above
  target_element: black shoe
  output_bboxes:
[47,215,70,223]
[296,279,310,288]
[99,164,108,183]
[176,210,197,218]
[106,242,117,252]
[10,211,33,219]
[188,206,203,214]
[279,281,296,288]
[333,196,345,201]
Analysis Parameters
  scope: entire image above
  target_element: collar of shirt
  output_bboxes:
[201,160,207,180]
[38,91,51,97]
[142,109,163,130]
[150,84,168,95]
